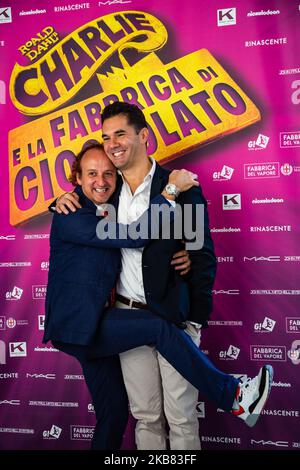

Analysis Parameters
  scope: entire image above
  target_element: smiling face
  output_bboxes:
[76,147,117,205]
[102,114,149,171]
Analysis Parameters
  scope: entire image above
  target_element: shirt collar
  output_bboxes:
[96,203,108,211]
[118,157,156,184]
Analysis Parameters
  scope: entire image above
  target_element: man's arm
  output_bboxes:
[53,194,175,249]
[50,169,199,214]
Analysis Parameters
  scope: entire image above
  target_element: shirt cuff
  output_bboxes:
[188,321,202,329]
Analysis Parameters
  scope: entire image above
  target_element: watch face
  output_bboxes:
[166,184,175,194]
[166,183,178,196]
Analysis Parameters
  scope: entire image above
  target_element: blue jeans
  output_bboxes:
[90,308,239,412]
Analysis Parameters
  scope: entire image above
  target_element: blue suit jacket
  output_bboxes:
[144,164,216,327]
[43,186,172,345]
[106,163,216,327]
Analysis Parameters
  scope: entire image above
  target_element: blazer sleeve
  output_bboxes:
[48,198,58,213]
[179,185,217,327]
[52,194,175,249]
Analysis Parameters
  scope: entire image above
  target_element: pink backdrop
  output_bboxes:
[0,0,299,451]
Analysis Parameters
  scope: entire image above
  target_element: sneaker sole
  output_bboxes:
[245,365,274,427]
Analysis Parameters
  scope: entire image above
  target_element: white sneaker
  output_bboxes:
[232,365,274,427]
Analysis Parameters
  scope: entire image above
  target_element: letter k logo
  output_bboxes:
[0,7,12,23]
[217,8,236,26]
[0,8,9,18]
[222,193,241,210]
[219,8,234,20]
[9,341,27,356]
[224,194,238,205]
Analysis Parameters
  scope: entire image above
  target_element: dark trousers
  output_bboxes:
[52,341,128,450]
[53,308,239,450]
[89,307,239,412]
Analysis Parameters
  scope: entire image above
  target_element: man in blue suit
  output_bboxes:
[101,103,214,449]
[53,103,273,450]
[46,142,273,451]
[44,143,200,449]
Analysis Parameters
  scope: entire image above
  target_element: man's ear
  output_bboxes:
[140,127,149,144]
[76,172,82,185]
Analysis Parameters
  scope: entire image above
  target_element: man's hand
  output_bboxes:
[171,249,191,275]
[168,169,199,192]
[56,192,82,214]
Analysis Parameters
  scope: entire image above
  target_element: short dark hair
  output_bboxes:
[69,142,105,186]
[101,101,148,134]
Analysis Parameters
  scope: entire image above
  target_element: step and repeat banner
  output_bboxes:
[0,0,299,451]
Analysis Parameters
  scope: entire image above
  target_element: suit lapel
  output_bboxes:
[109,175,123,212]
[150,163,170,199]
[74,185,96,209]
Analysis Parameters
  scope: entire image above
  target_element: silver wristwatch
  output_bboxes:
[164,183,180,197]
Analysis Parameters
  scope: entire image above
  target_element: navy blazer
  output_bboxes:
[43,186,172,345]
[145,164,216,327]
[108,163,216,327]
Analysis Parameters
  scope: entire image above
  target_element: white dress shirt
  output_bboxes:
[116,158,157,303]
[115,160,196,325]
